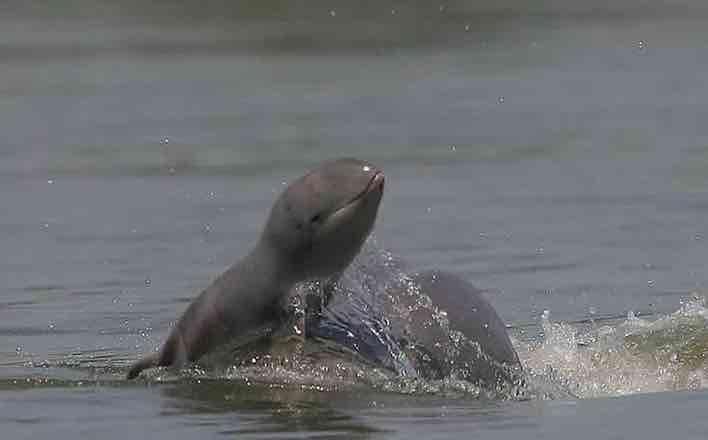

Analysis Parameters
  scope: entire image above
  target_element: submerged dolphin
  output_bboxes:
[393,269,522,387]
[307,251,523,389]
[127,158,385,379]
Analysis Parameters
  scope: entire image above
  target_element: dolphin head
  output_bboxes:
[262,158,385,281]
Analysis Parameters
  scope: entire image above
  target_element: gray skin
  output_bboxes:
[397,270,521,386]
[307,260,522,389]
[409,270,519,367]
[126,158,385,379]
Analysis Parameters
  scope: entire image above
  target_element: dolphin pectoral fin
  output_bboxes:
[126,352,160,380]
[126,330,189,380]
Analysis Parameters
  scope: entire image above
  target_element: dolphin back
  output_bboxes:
[411,270,519,366]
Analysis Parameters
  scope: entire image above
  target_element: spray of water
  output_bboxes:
[13,242,708,400]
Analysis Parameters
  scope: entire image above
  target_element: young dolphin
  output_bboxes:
[127,158,385,379]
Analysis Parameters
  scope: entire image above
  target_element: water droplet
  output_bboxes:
[637,40,646,51]
[449,145,456,152]
[145,278,152,287]
[362,165,371,172]
[498,96,505,104]
[161,137,170,145]
[48,322,55,330]
[15,345,22,354]
[647,279,655,287]
[47,179,54,184]
[329,10,336,17]
[464,24,470,32]
[391,9,396,15]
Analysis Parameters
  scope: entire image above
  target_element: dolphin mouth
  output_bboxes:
[346,171,385,207]
[325,170,384,222]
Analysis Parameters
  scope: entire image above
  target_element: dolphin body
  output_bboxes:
[127,158,522,391]
[306,249,523,390]
[127,158,385,379]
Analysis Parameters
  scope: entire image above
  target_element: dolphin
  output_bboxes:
[306,249,523,390]
[126,158,385,379]
[398,269,522,387]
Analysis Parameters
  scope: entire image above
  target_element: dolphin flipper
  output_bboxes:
[127,352,160,380]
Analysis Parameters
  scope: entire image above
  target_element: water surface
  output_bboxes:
[2,1,708,438]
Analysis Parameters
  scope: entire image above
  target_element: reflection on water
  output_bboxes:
[162,380,385,436]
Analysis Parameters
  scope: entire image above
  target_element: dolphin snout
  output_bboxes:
[371,171,385,193]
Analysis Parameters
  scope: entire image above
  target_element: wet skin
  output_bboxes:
[127,158,384,379]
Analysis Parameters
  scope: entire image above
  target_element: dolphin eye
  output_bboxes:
[310,213,322,224]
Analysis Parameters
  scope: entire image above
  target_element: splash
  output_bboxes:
[522,296,708,398]
[221,242,708,400]
[178,240,525,398]
[13,242,708,401]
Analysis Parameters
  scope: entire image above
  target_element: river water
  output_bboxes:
[2,1,708,438]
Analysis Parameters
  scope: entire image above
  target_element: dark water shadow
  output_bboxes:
[160,379,387,438]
